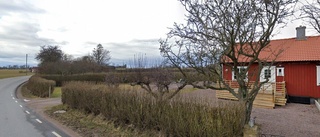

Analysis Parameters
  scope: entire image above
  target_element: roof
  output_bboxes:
[225,35,320,63]
[269,35,320,62]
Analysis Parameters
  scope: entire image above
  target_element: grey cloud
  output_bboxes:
[0,22,60,47]
[107,38,159,52]
[85,41,99,45]
[0,1,45,16]
[83,41,99,49]
[0,52,21,58]
[105,39,162,65]
[130,39,160,44]
[0,20,63,66]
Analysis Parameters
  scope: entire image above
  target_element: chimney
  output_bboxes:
[296,26,306,40]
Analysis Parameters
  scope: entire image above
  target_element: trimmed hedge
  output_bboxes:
[27,76,55,97]
[62,82,245,136]
[40,73,106,86]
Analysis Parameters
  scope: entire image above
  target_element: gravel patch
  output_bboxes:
[252,104,320,137]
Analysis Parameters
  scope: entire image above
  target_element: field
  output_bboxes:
[0,69,32,79]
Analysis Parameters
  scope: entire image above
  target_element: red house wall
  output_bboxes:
[222,63,320,98]
[282,63,320,98]
[222,65,232,80]
[222,64,260,81]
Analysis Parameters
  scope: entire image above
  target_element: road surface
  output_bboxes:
[0,76,69,137]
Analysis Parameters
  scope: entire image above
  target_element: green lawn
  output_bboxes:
[51,87,62,98]
[0,69,33,79]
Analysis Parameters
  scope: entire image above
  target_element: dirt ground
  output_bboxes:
[18,87,320,137]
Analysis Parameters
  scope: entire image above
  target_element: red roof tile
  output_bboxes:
[226,35,320,63]
[267,36,320,62]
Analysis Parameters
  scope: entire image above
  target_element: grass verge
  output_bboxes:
[51,87,61,98]
[45,105,162,137]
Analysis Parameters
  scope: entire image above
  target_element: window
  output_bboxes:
[232,66,247,80]
[317,66,320,86]
[277,67,284,76]
[260,66,276,83]
[264,69,271,79]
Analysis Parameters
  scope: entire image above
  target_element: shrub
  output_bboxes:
[27,76,55,97]
[62,81,245,136]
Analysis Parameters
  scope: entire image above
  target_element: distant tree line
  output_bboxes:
[0,65,30,69]
[36,44,112,74]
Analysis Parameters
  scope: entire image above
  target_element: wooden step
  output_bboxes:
[253,104,275,109]
[275,98,287,106]
[217,90,275,109]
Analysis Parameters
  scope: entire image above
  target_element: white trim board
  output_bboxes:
[315,100,320,113]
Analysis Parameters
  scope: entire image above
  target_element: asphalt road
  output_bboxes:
[0,76,69,137]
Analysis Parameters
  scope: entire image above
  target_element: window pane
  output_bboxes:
[264,69,271,79]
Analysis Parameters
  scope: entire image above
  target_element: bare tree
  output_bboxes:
[160,0,296,124]
[119,54,187,101]
[92,44,111,65]
[302,0,320,33]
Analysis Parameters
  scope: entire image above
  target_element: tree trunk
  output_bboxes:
[243,99,254,125]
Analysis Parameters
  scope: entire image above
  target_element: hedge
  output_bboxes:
[62,81,245,136]
[27,76,55,97]
[40,73,106,86]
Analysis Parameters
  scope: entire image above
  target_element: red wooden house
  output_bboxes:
[222,26,320,104]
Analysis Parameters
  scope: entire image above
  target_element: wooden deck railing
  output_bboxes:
[216,80,287,109]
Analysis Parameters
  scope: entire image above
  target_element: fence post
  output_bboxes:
[49,86,51,98]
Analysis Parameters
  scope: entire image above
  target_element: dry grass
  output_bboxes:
[0,69,32,79]
[46,105,162,137]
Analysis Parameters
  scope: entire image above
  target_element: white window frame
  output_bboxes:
[277,67,284,76]
[260,66,276,83]
[232,66,248,81]
[317,66,320,86]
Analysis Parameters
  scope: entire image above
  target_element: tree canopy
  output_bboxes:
[35,45,63,64]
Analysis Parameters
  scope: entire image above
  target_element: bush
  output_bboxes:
[62,82,245,136]
[27,76,55,97]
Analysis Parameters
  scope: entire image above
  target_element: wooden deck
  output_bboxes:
[216,81,286,109]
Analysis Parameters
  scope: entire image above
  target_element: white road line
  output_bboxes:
[12,97,15,99]
[25,111,30,114]
[11,94,13,97]
[19,105,23,108]
[35,119,42,124]
[15,101,18,103]
[52,131,62,137]
[23,99,30,102]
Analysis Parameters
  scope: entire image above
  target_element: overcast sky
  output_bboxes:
[0,0,318,67]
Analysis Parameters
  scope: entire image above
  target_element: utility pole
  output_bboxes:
[26,54,28,75]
